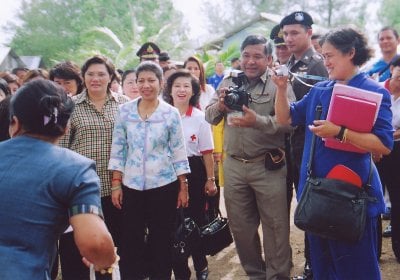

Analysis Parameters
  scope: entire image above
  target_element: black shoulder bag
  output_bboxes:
[294,105,376,242]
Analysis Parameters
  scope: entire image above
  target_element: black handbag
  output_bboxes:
[171,208,200,261]
[200,210,233,256]
[294,105,376,242]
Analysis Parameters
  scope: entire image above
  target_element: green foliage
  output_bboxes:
[8,0,189,69]
[380,0,400,31]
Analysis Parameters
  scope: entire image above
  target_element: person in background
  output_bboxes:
[0,72,20,94]
[159,51,171,68]
[110,69,122,94]
[166,69,217,280]
[108,61,190,279]
[137,42,161,63]
[59,55,129,279]
[311,34,323,54]
[205,34,293,279]
[273,26,393,280]
[11,67,28,83]
[162,64,178,101]
[22,68,49,83]
[280,11,329,279]
[121,69,140,100]
[231,57,241,70]
[49,61,84,96]
[374,56,400,262]
[184,56,215,111]
[270,24,292,65]
[207,61,225,90]
[0,79,12,141]
[368,26,400,82]
[0,79,118,279]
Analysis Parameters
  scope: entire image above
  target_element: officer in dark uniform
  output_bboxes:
[270,24,291,65]
[136,42,161,63]
[280,11,328,280]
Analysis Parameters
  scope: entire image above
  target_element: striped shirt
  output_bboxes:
[60,90,129,197]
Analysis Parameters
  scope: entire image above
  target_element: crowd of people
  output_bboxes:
[0,9,399,280]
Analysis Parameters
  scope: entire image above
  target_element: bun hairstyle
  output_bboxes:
[10,79,75,137]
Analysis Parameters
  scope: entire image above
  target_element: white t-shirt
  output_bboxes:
[181,106,214,156]
[199,84,215,112]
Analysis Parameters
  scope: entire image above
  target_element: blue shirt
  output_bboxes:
[367,58,392,82]
[290,73,393,217]
[207,73,224,90]
[108,98,190,190]
[0,136,102,280]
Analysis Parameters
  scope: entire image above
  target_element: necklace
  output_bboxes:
[138,99,159,121]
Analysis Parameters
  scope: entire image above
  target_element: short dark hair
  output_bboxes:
[0,78,11,97]
[240,35,273,56]
[378,26,399,40]
[9,79,75,137]
[49,61,84,94]
[165,69,200,107]
[231,57,240,64]
[320,27,373,66]
[81,55,116,91]
[121,69,136,86]
[136,61,163,83]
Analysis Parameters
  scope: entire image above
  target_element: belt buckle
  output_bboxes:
[243,158,251,163]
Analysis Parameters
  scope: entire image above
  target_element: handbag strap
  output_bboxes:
[306,105,373,187]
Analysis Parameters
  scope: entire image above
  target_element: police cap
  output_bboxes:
[280,11,314,28]
[270,24,285,46]
[136,42,161,59]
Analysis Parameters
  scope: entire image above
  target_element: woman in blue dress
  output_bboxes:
[273,27,393,279]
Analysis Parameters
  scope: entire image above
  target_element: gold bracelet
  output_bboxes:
[207,177,216,182]
[341,128,348,143]
[111,185,122,191]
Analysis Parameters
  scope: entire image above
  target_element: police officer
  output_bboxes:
[280,11,328,280]
[136,42,161,63]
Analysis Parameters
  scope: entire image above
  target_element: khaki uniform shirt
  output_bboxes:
[205,69,294,159]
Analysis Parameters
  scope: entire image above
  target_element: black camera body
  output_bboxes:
[224,71,251,111]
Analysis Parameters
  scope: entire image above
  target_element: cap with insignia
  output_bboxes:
[280,11,314,28]
[270,24,285,46]
[136,42,161,60]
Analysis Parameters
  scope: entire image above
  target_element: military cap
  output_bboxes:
[280,11,314,28]
[270,24,285,46]
[158,52,170,62]
[136,42,161,59]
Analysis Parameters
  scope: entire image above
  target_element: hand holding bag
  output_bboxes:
[171,208,200,261]
[294,105,376,242]
[200,210,233,256]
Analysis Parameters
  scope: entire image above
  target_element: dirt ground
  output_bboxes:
[203,190,400,280]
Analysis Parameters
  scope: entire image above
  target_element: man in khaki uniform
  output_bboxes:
[205,35,294,280]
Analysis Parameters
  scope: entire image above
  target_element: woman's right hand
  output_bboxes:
[271,72,288,91]
[177,183,189,208]
[111,189,123,209]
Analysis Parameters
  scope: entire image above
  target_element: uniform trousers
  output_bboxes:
[378,140,400,259]
[119,182,178,280]
[308,216,381,280]
[224,156,291,280]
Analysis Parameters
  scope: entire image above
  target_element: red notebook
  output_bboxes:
[324,84,382,153]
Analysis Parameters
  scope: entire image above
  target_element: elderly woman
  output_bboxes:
[273,27,393,279]
[0,79,117,279]
[109,61,190,279]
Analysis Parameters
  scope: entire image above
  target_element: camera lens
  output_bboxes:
[224,93,239,106]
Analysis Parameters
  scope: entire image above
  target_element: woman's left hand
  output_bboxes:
[308,120,340,138]
[205,181,218,197]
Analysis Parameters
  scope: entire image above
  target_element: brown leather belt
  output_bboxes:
[231,154,265,164]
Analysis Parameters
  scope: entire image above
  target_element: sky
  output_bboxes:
[0,0,207,46]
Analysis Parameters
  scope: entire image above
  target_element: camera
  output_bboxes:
[275,64,289,76]
[224,71,251,111]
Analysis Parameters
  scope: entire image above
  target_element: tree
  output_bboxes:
[379,0,400,31]
[7,0,189,69]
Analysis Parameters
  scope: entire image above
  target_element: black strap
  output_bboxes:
[307,105,373,187]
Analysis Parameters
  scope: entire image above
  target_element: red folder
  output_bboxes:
[324,84,381,153]
[326,164,362,188]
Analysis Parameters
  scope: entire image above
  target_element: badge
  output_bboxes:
[295,12,304,22]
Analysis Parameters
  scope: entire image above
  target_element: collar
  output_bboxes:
[74,90,119,104]
[289,47,318,65]
[384,79,391,91]
[185,105,193,117]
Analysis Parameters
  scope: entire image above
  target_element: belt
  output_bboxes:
[231,154,265,164]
